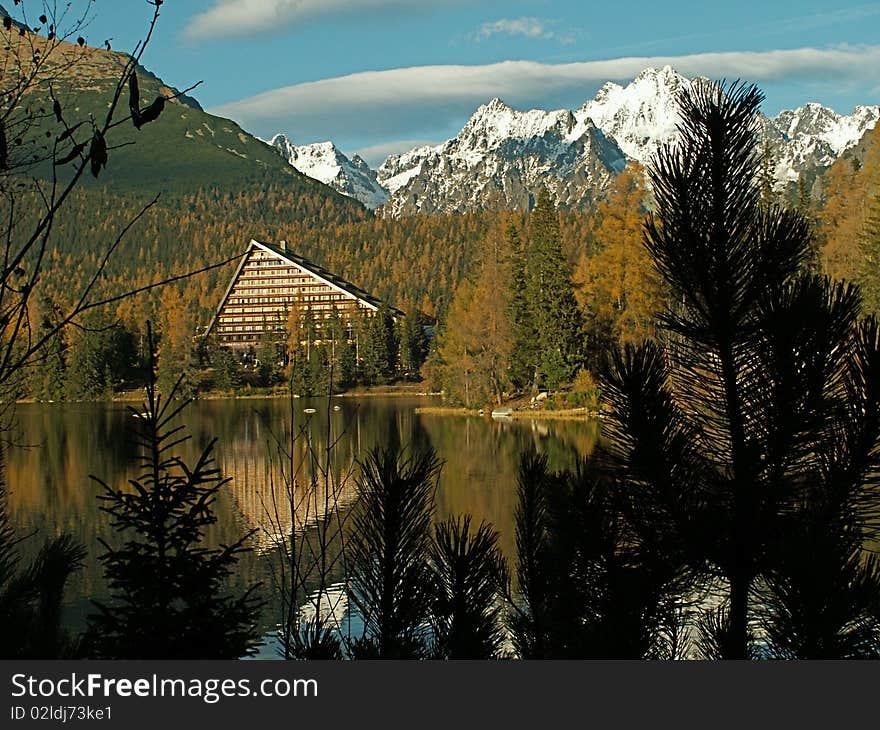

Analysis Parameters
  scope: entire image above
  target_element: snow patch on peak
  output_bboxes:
[482,97,512,112]
[460,100,574,144]
[593,81,623,104]
[773,103,880,157]
[375,97,625,217]
[767,103,879,183]
[269,134,388,209]
[575,65,690,162]
[377,143,440,194]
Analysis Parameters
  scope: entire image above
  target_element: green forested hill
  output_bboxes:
[13,35,367,213]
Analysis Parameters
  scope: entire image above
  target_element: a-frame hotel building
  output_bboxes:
[206,239,402,353]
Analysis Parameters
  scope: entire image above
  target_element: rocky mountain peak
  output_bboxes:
[268,134,388,209]
[266,66,878,217]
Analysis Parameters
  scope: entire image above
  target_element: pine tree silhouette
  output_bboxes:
[599,79,880,659]
[430,515,507,659]
[86,323,262,658]
[0,463,85,658]
[347,446,440,658]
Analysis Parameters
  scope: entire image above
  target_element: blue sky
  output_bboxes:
[65,1,880,164]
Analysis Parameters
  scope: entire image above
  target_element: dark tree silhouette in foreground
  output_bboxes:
[759,316,880,658]
[430,515,507,659]
[347,446,440,658]
[348,445,508,659]
[509,452,680,658]
[0,2,246,660]
[86,324,262,659]
[509,452,552,658]
[600,79,880,659]
[0,467,85,658]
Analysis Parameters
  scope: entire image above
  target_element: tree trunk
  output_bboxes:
[727,569,750,659]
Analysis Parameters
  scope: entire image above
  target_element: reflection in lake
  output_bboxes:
[5,396,601,651]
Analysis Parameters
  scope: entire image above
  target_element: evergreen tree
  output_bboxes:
[66,315,135,400]
[337,334,357,390]
[797,174,821,272]
[32,309,67,401]
[323,306,351,392]
[509,452,552,658]
[86,325,262,658]
[362,304,398,385]
[211,346,241,392]
[527,189,584,389]
[307,344,330,394]
[508,454,678,659]
[507,224,537,391]
[288,346,311,396]
[600,79,880,659]
[758,139,778,204]
[288,344,324,397]
[797,173,812,214]
[398,308,428,381]
[257,317,282,387]
[348,446,441,658]
[430,516,507,659]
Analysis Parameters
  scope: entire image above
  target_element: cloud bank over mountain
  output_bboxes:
[211,45,880,148]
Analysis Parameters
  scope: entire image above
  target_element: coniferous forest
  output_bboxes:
[2,1,880,664]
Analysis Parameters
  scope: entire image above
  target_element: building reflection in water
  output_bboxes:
[5,397,601,636]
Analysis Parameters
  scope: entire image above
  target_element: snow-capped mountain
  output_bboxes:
[574,65,690,164]
[375,98,625,216]
[268,66,878,216]
[378,144,439,196]
[269,134,388,209]
[768,103,880,184]
[566,66,879,188]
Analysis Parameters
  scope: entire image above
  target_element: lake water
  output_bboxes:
[5,396,601,655]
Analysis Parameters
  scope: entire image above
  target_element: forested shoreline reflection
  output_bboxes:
[4,397,599,641]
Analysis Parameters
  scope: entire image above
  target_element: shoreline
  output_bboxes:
[20,384,443,405]
[20,389,600,422]
[415,405,602,421]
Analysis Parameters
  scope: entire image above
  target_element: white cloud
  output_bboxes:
[209,45,880,155]
[186,0,473,39]
[475,17,560,42]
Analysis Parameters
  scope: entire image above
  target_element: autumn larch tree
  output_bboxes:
[429,225,516,406]
[574,163,664,366]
